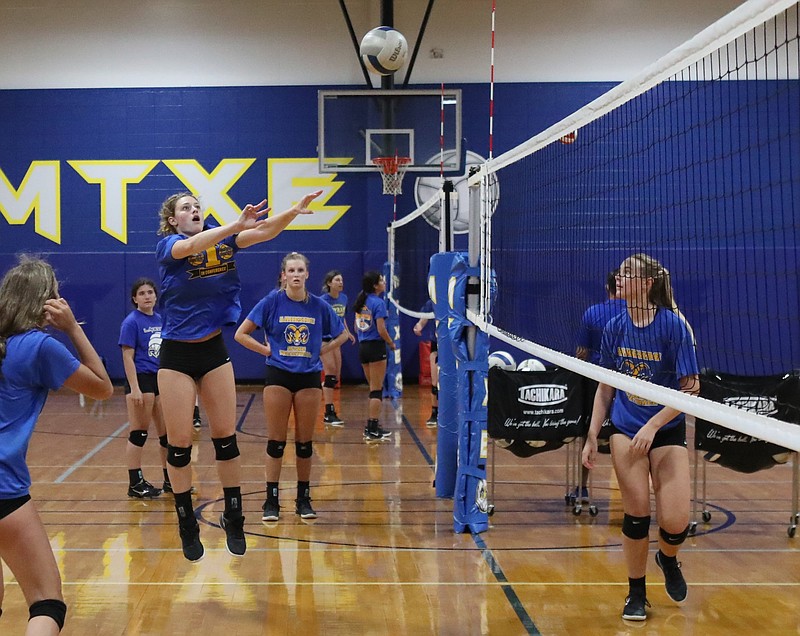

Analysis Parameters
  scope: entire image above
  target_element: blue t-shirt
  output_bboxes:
[354,293,388,342]
[246,290,344,373]
[156,233,242,340]
[600,308,699,437]
[418,299,436,342]
[577,298,627,364]
[118,310,162,374]
[321,292,348,335]
[0,331,80,498]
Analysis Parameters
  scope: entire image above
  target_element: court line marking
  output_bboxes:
[398,404,540,636]
[8,580,798,587]
[54,421,129,483]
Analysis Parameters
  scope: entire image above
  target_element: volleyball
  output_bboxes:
[517,358,546,372]
[360,26,408,76]
[488,351,516,371]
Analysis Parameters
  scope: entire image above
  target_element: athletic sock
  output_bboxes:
[266,481,279,504]
[223,486,242,518]
[128,468,143,487]
[325,403,335,415]
[174,490,194,524]
[628,576,646,598]
[297,481,310,500]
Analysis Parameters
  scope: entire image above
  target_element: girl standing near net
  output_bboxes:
[581,253,698,622]
[156,190,320,562]
[320,270,355,427]
[234,253,346,521]
[353,271,396,442]
[0,257,112,635]
[119,278,168,499]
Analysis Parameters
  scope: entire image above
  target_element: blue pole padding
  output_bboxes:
[382,262,402,398]
[429,252,460,498]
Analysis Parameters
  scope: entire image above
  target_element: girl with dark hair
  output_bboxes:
[235,253,347,521]
[582,253,699,622]
[0,256,112,634]
[156,190,320,561]
[118,278,168,499]
[320,270,355,426]
[352,271,396,442]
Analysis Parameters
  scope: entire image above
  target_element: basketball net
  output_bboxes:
[373,156,412,196]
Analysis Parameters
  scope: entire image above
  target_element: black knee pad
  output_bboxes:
[29,599,67,631]
[324,374,338,388]
[266,440,286,458]
[369,390,382,400]
[622,514,651,540]
[159,434,169,449]
[431,385,438,396]
[167,445,192,468]
[659,524,690,546]
[212,435,240,461]
[128,430,148,447]
[295,441,313,459]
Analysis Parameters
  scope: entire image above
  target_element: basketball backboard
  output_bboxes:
[318,89,462,174]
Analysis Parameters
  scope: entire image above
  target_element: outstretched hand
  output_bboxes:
[237,199,272,231]
[290,190,323,215]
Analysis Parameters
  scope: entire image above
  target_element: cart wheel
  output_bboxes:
[589,505,599,517]
[565,494,574,505]
[487,504,495,517]
[702,510,712,523]
[688,521,697,536]
[572,504,582,516]
[789,525,796,538]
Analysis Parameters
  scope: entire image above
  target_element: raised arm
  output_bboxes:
[236,191,322,249]
[171,200,271,260]
[45,298,113,400]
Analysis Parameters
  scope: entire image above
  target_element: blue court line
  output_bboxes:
[54,421,129,483]
[236,392,256,432]
[397,402,540,635]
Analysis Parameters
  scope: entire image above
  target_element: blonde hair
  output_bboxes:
[0,256,59,366]
[157,192,197,236]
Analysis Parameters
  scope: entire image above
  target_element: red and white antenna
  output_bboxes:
[489,0,496,161]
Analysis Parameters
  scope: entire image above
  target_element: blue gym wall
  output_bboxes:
[0,82,612,382]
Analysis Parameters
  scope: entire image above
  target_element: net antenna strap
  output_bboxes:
[373,156,412,196]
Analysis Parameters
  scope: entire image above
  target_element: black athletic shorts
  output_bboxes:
[608,420,687,449]
[430,339,438,354]
[359,340,388,364]
[0,494,31,520]
[124,372,159,396]
[159,333,230,380]
[264,365,322,393]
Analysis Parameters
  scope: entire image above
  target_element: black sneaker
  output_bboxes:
[178,522,204,562]
[128,479,162,499]
[162,480,173,494]
[363,425,392,442]
[656,550,687,603]
[262,500,280,522]
[296,497,317,519]
[622,595,650,621]
[425,415,438,428]
[323,412,345,427]
[220,513,246,556]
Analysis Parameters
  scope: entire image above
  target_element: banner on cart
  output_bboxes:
[488,367,586,442]
[696,371,800,473]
